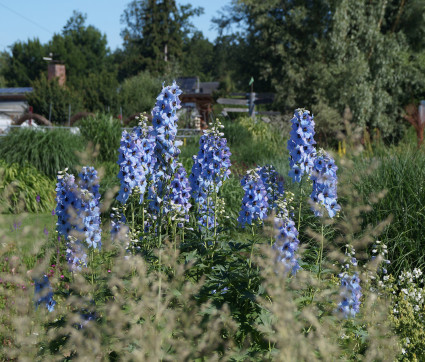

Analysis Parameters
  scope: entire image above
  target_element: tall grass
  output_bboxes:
[353,145,425,275]
[77,114,122,163]
[0,128,85,178]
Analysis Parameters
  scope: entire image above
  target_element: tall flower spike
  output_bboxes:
[55,168,101,271]
[238,167,269,228]
[337,272,362,318]
[287,109,317,182]
[148,82,186,221]
[336,244,362,318]
[190,118,231,229]
[271,191,301,275]
[116,128,147,204]
[79,166,100,204]
[309,151,340,218]
[257,165,284,213]
[273,216,301,275]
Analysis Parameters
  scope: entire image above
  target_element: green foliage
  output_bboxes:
[26,76,84,124]
[353,146,425,275]
[311,101,344,147]
[49,11,111,88]
[119,0,203,76]
[0,128,85,178]
[222,116,285,169]
[1,38,48,87]
[119,71,162,116]
[77,114,122,163]
[217,0,425,141]
[0,160,55,214]
[72,70,119,113]
[180,31,215,81]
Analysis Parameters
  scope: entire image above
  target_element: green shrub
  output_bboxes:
[119,71,162,117]
[77,114,122,163]
[0,128,85,178]
[27,75,84,124]
[0,160,55,213]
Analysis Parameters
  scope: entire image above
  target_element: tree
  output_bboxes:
[26,75,83,124]
[49,11,111,88]
[180,31,214,81]
[1,38,48,87]
[216,0,425,141]
[120,0,203,77]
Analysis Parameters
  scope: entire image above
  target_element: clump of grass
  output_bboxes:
[77,114,122,163]
[0,128,85,178]
[353,145,425,275]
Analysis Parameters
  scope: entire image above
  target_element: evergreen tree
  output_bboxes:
[120,0,203,77]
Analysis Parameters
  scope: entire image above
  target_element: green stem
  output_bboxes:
[142,202,145,236]
[297,181,303,232]
[157,205,163,315]
[317,221,324,281]
[248,226,255,289]
[213,190,218,242]
[90,248,94,285]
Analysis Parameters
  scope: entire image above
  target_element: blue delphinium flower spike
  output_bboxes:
[34,275,56,312]
[336,245,362,318]
[238,167,269,228]
[287,109,317,183]
[310,151,340,218]
[190,119,231,229]
[257,165,284,213]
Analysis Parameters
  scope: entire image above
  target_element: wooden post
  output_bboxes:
[249,92,256,118]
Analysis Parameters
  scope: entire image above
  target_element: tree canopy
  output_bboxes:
[0,0,424,141]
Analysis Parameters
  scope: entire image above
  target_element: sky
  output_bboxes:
[0,0,232,53]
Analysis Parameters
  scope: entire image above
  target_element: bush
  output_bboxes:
[119,71,162,117]
[77,114,122,163]
[0,128,85,178]
[0,160,55,213]
[27,75,84,124]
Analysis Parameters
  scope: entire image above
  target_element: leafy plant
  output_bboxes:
[118,71,162,117]
[0,160,55,213]
[26,75,84,124]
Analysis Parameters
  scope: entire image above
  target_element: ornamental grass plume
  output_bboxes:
[287,109,317,182]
